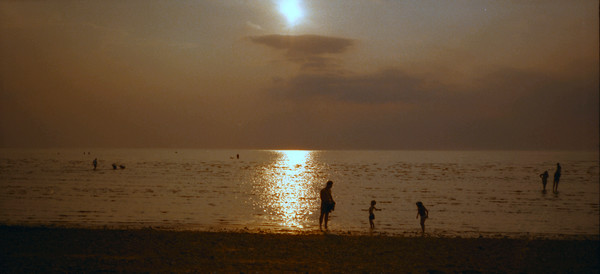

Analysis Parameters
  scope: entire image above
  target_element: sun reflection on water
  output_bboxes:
[253,150,319,229]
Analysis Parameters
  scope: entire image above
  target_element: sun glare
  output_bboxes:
[278,0,304,27]
[253,150,317,229]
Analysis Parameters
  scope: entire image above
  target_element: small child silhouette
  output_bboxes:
[539,170,549,191]
[416,201,429,235]
[368,200,381,229]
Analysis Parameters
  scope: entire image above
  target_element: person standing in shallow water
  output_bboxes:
[93,158,97,170]
[319,181,335,230]
[539,170,549,191]
[553,163,562,193]
[369,200,381,229]
[416,201,429,235]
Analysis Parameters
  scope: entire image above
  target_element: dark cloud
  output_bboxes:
[260,62,598,150]
[249,34,354,71]
[249,34,354,54]
[270,69,436,104]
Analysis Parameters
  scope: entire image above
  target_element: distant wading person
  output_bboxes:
[319,181,335,230]
[93,158,98,170]
[416,201,429,235]
[553,163,561,193]
[539,170,549,191]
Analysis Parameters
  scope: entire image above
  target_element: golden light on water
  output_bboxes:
[255,150,318,229]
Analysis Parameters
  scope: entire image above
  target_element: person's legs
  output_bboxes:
[323,212,329,229]
[319,211,324,229]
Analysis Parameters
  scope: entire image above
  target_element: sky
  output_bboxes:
[0,0,598,150]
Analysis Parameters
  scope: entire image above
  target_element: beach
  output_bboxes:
[1,149,598,272]
[1,225,598,273]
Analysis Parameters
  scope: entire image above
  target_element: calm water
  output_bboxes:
[0,149,598,237]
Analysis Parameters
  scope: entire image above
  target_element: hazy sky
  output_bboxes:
[1,0,598,150]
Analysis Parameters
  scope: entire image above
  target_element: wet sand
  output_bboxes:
[1,226,598,273]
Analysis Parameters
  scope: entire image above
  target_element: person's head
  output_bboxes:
[326,180,333,188]
[371,200,376,206]
[557,163,560,166]
[416,201,423,207]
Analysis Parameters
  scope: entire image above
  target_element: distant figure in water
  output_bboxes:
[553,163,562,193]
[236,154,239,159]
[93,158,98,170]
[112,163,117,170]
[539,170,549,191]
[319,180,335,230]
[368,200,381,229]
[119,165,126,169]
[416,201,429,235]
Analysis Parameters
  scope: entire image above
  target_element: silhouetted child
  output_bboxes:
[539,171,549,191]
[416,201,429,234]
[368,200,381,229]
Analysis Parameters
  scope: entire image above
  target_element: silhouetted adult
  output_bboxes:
[539,171,549,191]
[553,163,561,193]
[319,180,335,230]
[93,158,98,170]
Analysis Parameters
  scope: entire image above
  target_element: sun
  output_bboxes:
[278,0,304,27]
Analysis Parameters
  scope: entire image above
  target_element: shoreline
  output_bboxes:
[1,225,598,272]
[2,222,598,241]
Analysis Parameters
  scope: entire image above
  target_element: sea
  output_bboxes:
[0,149,598,238]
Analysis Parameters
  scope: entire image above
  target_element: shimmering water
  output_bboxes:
[0,149,598,237]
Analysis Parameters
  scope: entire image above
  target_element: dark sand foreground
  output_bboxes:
[1,226,598,273]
